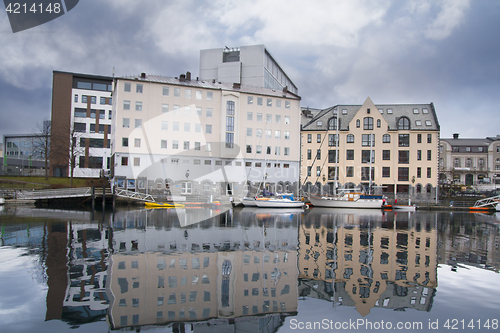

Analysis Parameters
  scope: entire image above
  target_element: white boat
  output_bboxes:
[308,192,384,209]
[393,205,417,211]
[253,198,304,208]
[240,197,258,207]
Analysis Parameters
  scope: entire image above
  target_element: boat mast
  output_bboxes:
[334,109,339,196]
[369,132,373,194]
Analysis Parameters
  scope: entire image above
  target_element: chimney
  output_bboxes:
[179,74,186,82]
[140,72,146,79]
[283,86,288,94]
[186,71,191,81]
[453,133,459,139]
[233,82,241,89]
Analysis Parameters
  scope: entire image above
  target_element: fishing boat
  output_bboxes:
[145,202,185,209]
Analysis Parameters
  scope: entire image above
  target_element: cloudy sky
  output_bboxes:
[0,0,499,142]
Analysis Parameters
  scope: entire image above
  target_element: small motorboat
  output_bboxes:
[145,202,185,209]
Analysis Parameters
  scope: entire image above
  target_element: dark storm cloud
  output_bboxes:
[0,0,499,141]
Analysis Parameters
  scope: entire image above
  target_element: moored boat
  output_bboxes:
[393,204,417,211]
[253,198,304,208]
[145,202,186,208]
[308,192,384,209]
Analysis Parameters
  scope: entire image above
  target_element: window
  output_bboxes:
[383,134,390,143]
[122,137,128,147]
[417,150,422,161]
[317,134,321,143]
[378,108,383,113]
[122,118,130,128]
[425,120,432,126]
[423,108,429,114]
[172,140,179,149]
[285,116,290,124]
[205,125,212,134]
[356,119,360,128]
[134,138,141,147]
[398,167,409,181]
[161,121,168,130]
[257,113,262,122]
[121,157,128,166]
[284,131,290,139]
[417,134,422,143]
[361,167,374,181]
[134,157,140,166]
[247,96,253,104]
[275,130,281,139]
[284,147,290,155]
[307,134,312,143]
[135,101,142,111]
[416,120,422,126]
[399,134,409,147]
[346,166,354,177]
[184,141,190,150]
[206,108,212,117]
[135,119,142,128]
[317,121,322,126]
[124,82,131,92]
[196,107,202,116]
[100,97,106,104]
[173,105,180,114]
[398,117,410,130]
[123,100,130,110]
[136,84,143,93]
[173,122,179,131]
[387,108,393,114]
[328,117,339,130]
[195,90,202,100]
[454,158,460,168]
[276,99,282,107]
[417,167,421,178]
[346,150,354,160]
[161,140,167,148]
[185,89,191,99]
[316,149,321,160]
[328,150,338,163]
[377,119,381,128]
[382,167,390,177]
[466,146,471,152]
[347,134,354,143]
[226,132,234,148]
[247,112,253,121]
[328,134,338,146]
[363,117,373,130]
[398,151,409,164]
[266,114,272,123]
[383,150,390,160]
[427,150,431,161]
[275,115,281,123]
[256,129,262,137]
[316,166,321,177]
[184,123,190,132]
[195,142,200,150]
[413,108,419,114]
[478,147,484,152]
[427,134,432,143]
[247,128,252,136]
[427,167,432,178]
[275,147,280,155]
[257,97,263,105]
[174,87,180,97]
[362,150,375,163]
[362,134,375,146]
[307,149,312,160]
[207,91,213,100]
[307,166,311,177]
[256,145,262,154]
[285,100,290,108]
[267,98,272,107]
[342,109,348,115]
[162,86,169,95]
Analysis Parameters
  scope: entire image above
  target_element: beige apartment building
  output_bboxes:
[440,133,500,189]
[300,97,440,200]
[298,210,437,316]
[111,73,301,200]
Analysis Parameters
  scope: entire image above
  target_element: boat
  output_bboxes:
[145,202,185,209]
[240,197,258,207]
[393,204,416,211]
[308,192,384,209]
[253,197,304,208]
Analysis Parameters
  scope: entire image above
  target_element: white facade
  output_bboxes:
[111,74,301,199]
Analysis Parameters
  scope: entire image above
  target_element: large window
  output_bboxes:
[328,134,338,147]
[383,134,390,143]
[328,117,339,130]
[398,117,410,130]
[346,166,354,177]
[74,123,86,132]
[226,101,235,148]
[362,150,374,163]
[346,150,354,160]
[328,150,337,163]
[399,134,409,147]
[361,167,374,181]
[362,134,375,146]
[382,167,390,177]
[398,167,409,181]
[363,117,373,130]
[382,150,390,160]
[427,150,432,161]
[346,134,354,143]
[398,151,409,164]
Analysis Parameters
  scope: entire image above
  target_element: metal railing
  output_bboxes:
[115,189,155,202]
[474,195,500,208]
[17,187,94,200]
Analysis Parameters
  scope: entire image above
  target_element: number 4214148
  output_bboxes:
[443,319,499,330]
[5,3,61,14]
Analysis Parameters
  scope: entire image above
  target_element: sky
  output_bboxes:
[0,0,499,142]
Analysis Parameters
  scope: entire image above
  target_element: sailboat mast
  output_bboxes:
[369,132,373,194]
[334,109,339,195]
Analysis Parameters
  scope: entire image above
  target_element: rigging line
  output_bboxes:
[301,120,331,189]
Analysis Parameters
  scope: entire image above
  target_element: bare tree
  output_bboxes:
[31,120,51,179]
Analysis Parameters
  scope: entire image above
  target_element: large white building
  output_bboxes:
[111,72,301,201]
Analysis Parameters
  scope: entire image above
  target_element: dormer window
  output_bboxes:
[397,117,410,130]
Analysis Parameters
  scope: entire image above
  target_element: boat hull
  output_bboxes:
[308,196,383,209]
[145,202,185,208]
[253,200,304,208]
[393,205,416,211]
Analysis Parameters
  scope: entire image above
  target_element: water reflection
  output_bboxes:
[0,207,499,332]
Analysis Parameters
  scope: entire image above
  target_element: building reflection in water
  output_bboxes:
[1,206,500,331]
[106,207,300,331]
[298,208,438,316]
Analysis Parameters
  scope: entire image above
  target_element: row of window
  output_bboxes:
[120,155,292,168]
[74,94,112,105]
[247,112,291,124]
[453,157,485,168]
[76,81,112,92]
[307,149,432,163]
[247,96,291,109]
[74,122,111,134]
[247,129,291,139]
[118,308,210,326]
[307,133,433,145]
[124,82,215,102]
[452,146,486,152]
[307,166,433,180]
[74,108,112,119]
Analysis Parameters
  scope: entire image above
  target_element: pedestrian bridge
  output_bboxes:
[473,195,500,209]
[16,187,155,202]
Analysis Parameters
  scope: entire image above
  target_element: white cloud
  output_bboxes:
[425,0,470,40]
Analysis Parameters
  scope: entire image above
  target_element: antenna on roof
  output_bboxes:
[112,67,115,78]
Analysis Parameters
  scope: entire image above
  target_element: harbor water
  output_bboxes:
[0,205,499,332]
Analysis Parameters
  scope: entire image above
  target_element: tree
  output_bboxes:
[31,120,51,180]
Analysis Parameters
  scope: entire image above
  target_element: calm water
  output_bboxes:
[0,205,499,332]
